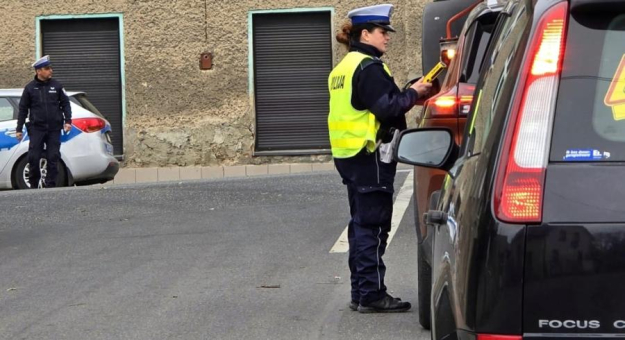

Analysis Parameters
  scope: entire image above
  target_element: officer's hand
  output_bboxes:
[16,132,23,141]
[411,79,433,99]
[63,123,72,133]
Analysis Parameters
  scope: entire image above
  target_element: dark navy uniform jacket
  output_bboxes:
[349,41,420,141]
[17,76,72,133]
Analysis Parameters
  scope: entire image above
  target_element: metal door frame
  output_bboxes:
[35,13,126,158]
[248,7,334,156]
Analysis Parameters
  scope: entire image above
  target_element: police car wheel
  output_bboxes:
[13,157,30,189]
[13,157,67,189]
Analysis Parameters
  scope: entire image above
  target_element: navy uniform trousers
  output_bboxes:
[27,127,61,188]
[334,148,397,305]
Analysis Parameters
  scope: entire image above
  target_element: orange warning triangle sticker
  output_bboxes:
[605,54,625,106]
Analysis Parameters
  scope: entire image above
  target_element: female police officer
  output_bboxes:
[328,4,431,313]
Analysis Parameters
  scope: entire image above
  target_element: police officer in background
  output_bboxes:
[328,4,432,313]
[16,56,72,188]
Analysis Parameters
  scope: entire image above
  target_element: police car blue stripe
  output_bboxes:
[0,130,19,151]
[101,124,112,135]
[0,127,81,152]
[60,127,82,143]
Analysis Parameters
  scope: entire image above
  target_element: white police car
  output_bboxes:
[0,89,119,189]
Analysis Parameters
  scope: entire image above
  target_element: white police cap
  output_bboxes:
[32,55,51,69]
[348,4,395,32]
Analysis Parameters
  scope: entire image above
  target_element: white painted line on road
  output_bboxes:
[329,226,350,253]
[386,172,414,248]
[329,171,414,253]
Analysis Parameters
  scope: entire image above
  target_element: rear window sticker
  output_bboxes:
[564,149,611,161]
[604,54,625,121]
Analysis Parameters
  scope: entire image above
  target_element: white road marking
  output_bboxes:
[386,172,414,247]
[329,227,350,254]
[329,171,414,253]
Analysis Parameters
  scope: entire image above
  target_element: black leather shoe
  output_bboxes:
[357,294,411,313]
[349,300,358,311]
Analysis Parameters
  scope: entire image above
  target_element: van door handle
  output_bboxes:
[425,210,448,225]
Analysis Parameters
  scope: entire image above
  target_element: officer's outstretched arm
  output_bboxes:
[356,64,418,123]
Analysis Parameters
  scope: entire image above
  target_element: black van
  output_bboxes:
[396,0,625,339]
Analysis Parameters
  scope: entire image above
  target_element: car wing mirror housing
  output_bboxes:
[393,127,458,172]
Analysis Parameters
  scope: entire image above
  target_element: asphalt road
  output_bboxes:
[0,171,431,340]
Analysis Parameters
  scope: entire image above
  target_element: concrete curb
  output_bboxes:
[110,162,414,185]
[111,162,337,185]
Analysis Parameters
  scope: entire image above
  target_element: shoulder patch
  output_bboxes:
[359,58,383,71]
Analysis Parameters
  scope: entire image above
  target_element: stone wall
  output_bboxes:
[0,0,429,167]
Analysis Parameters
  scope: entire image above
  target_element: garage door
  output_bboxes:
[252,11,332,154]
[41,18,124,156]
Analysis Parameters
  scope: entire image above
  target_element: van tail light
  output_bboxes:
[440,38,459,66]
[433,95,457,115]
[478,334,522,340]
[430,84,475,117]
[458,82,475,115]
[441,48,456,66]
[73,117,106,133]
[494,1,568,223]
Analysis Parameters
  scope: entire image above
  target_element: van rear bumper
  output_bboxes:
[452,330,625,340]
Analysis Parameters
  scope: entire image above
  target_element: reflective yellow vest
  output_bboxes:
[327,51,392,158]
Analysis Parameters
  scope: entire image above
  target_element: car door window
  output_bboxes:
[0,98,14,122]
[464,4,528,156]
[460,15,497,84]
[441,34,466,89]
[441,10,478,90]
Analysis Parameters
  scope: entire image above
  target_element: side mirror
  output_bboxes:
[393,128,458,172]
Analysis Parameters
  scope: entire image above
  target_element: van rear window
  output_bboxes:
[550,13,625,162]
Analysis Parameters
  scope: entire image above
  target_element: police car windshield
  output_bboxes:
[550,12,625,162]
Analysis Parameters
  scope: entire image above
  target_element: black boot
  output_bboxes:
[357,294,411,313]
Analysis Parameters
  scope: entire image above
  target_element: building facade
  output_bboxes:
[0,0,429,167]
